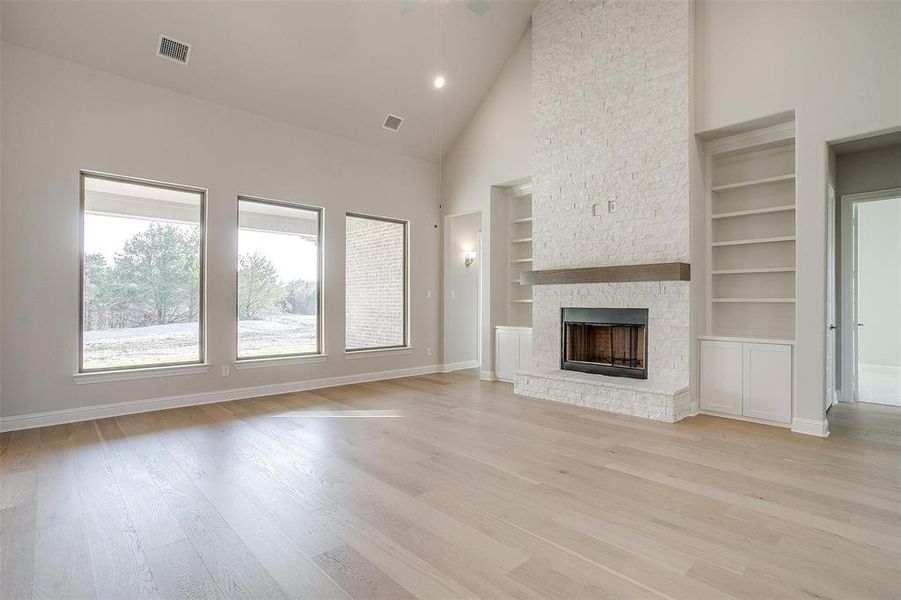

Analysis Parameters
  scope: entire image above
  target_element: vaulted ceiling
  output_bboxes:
[1,0,535,160]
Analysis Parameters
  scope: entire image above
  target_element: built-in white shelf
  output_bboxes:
[711,267,795,275]
[711,173,795,192]
[705,125,796,344]
[711,205,795,219]
[712,298,795,303]
[502,180,533,327]
[712,235,795,247]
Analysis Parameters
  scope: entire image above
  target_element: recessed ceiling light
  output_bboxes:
[434,76,446,89]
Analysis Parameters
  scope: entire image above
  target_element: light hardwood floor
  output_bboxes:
[2,371,899,599]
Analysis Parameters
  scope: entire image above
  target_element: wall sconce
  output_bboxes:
[464,250,477,268]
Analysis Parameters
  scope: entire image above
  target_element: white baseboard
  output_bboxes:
[442,360,479,373]
[791,417,830,437]
[0,364,441,433]
[480,370,495,381]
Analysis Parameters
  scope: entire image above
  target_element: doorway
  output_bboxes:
[443,211,482,372]
[826,130,901,410]
[828,131,901,408]
[844,194,901,405]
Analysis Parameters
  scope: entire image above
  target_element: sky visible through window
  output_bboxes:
[86,215,317,282]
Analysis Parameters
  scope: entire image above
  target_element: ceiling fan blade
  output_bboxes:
[466,0,490,16]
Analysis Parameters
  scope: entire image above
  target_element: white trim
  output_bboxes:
[698,334,794,346]
[480,370,495,381]
[234,354,328,369]
[841,187,901,204]
[705,121,795,155]
[2,364,441,433]
[343,347,414,359]
[791,417,830,437]
[74,363,210,384]
[442,360,479,373]
[699,410,791,429]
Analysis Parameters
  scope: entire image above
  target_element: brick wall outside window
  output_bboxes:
[345,215,406,349]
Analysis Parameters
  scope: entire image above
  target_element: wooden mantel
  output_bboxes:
[521,262,690,286]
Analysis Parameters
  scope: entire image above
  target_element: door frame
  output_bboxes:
[838,187,901,402]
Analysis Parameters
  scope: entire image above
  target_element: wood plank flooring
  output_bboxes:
[2,371,899,599]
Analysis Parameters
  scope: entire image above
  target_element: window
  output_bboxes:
[345,213,408,351]
[80,172,205,372]
[237,197,322,359]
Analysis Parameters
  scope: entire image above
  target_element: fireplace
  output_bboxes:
[561,307,648,379]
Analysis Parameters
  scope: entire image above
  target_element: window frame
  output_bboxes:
[344,211,410,353]
[236,195,324,361]
[78,170,208,373]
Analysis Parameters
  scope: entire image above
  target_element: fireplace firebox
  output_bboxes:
[561,308,648,379]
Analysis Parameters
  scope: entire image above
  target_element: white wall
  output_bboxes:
[0,43,440,420]
[857,198,901,368]
[441,28,531,376]
[442,212,481,367]
[441,29,531,218]
[695,0,901,427]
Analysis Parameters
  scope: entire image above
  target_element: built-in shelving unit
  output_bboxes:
[705,123,797,341]
[711,205,795,219]
[507,181,533,326]
[710,173,795,192]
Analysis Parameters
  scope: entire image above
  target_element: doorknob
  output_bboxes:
[827,324,836,330]
[857,323,864,327]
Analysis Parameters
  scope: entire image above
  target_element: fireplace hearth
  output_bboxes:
[561,307,648,379]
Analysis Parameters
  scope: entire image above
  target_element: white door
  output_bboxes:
[517,330,533,371]
[851,207,860,402]
[825,185,836,410]
[743,343,792,423]
[699,340,743,415]
[495,329,518,382]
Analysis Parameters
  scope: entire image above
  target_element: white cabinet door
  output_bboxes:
[699,340,743,415]
[743,343,792,423]
[495,330,518,382]
[517,331,533,371]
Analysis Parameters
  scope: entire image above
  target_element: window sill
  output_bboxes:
[344,347,413,359]
[233,354,328,370]
[74,363,210,384]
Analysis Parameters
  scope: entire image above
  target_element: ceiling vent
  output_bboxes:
[157,35,191,64]
[382,114,404,132]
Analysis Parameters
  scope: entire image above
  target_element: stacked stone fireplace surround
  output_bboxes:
[513,0,697,423]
